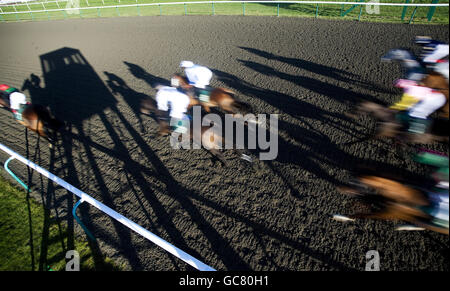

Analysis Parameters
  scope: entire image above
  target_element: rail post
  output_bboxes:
[184,2,187,15]
[4,157,29,191]
[409,6,418,24]
[315,3,319,18]
[401,0,410,21]
[73,199,96,241]
[277,3,279,16]
[427,0,439,22]
[242,1,245,16]
[358,3,362,21]
[212,1,215,15]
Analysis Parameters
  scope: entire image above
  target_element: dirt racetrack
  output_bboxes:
[0,16,448,271]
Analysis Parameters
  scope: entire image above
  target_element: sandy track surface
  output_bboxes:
[0,16,448,271]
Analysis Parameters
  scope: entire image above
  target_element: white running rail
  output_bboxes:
[0,1,448,16]
[0,142,216,271]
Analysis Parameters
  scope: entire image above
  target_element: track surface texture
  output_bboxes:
[0,16,448,271]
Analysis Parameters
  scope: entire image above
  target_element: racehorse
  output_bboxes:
[334,175,449,235]
[381,48,426,82]
[140,89,251,166]
[354,72,449,144]
[0,97,64,145]
[171,74,252,115]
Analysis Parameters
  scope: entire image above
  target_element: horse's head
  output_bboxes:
[171,73,191,89]
[381,48,414,62]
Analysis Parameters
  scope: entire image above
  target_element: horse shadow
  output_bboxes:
[239,46,393,97]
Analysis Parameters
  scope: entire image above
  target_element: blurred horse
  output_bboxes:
[140,93,249,166]
[355,72,449,143]
[0,100,64,145]
[171,74,252,115]
[334,175,449,235]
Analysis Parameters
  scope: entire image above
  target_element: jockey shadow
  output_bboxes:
[238,59,381,108]
[123,61,171,88]
[239,46,392,95]
[103,71,151,134]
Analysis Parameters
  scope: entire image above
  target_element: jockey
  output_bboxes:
[414,36,449,81]
[392,78,447,134]
[9,91,28,121]
[414,151,449,229]
[155,87,191,135]
[179,61,213,101]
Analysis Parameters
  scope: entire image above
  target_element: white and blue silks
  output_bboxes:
[156,86,191,133]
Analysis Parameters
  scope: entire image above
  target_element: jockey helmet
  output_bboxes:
[180,61,194,68]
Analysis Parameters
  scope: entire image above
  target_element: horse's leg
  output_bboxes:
[0,98,8,108]
[158,120,170,136]
[375,122,400,139]
[348,209,401,221]
[208,149,227,166]
[202,104,212,113]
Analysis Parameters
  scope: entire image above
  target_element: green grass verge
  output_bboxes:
[0,0,448,24]
[0,174,123,271]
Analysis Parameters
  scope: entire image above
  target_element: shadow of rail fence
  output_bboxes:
[0,1,449,24]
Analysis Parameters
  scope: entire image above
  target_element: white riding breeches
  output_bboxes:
[422,44,449,63]
[9,92,27,110]
[408,91,447,119]
[156,86,190,119]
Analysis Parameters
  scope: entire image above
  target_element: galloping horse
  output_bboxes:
[171,74,252,115]
[381,48,426,82]
[0,86,64,145]
[355,72,449,143]
[334,175,449,235]
[140,89,250,166]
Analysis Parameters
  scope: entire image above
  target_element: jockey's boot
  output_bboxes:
[408,117,430,135]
